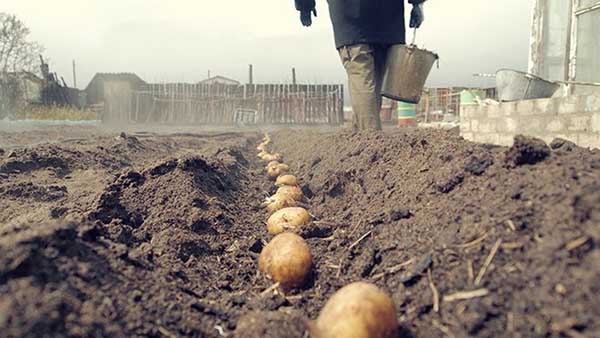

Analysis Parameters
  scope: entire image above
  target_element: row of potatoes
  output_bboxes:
[253,133,400,338]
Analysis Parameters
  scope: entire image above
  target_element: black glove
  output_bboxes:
[300,8,317,27]
[409,3,424,28]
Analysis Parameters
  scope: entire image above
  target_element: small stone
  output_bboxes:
[248,238,264,254]
[310,156,322,167]
[230,295,246,306]
[388,208,412,221]
[555,283,567,295]
[465,154,494,176]
[131,289,143,303]
[550,138,577,151]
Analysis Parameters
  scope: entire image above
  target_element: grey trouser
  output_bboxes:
[338,44,390,131]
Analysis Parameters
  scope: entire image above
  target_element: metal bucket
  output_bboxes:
[496,69,560,102]
[382,45,439,104]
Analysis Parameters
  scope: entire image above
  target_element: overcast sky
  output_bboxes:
[5,0,533,89]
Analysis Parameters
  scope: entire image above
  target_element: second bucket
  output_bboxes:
[382,45,439,104]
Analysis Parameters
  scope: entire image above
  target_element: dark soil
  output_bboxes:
[1,127,599,338]
[0,131,276,338]
[271,129,600,338]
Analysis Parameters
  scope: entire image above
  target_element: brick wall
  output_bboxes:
[460,95,600,149]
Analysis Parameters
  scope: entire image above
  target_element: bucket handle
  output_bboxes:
[411,28,418,46]
[410,28,440,69]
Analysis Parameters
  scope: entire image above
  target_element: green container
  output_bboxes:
[460,90,484,106]
[397,101,417,127]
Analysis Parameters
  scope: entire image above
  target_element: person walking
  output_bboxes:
[294,0,426,131]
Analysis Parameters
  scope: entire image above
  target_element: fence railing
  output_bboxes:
[102,83,344,125]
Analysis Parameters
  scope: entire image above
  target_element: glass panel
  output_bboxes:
[578,0,600,11]
[540,0,570,81]
[575,8,600,84]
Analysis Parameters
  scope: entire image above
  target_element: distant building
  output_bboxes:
[198,76,240,86]
[529,0,600,94]
[0,72,45,118]
[84,73,146,122]
[0,72,44,103]
[85,73,146,105]
[16,72,45,103]
[460,0,600,149]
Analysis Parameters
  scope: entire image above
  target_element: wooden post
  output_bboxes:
[192,84,196,123]
[326,85,330,124]
[72,60,77,89]
[249,64,254,85]
[170,83,174,123]
[135,92,139,122]
[424,92,430,124]
[278,84,282,123]
[204,83,208,124]
[268,84,272,123]
[149,84,155,123]
[174,83,178,123]
[292,68,297,85]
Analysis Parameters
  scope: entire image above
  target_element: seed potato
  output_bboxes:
[309,282,398,338]
[267,207,311,235]
[276,175,299,187]
[259,233,312,290]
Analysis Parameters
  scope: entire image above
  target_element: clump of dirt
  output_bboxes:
[0,146,73,176]
[271,129,600,337]
[89,153,246,265]
[464,153,494,176]
[550,137,578,152]
[233,310,307,338]
[0,221,123,337]
[504,135,551,167]
[0,182,67,202]
[0,142,136,179]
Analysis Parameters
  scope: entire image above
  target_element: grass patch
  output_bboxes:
[16,106,98,121]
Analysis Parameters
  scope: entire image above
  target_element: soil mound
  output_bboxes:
[0,133,272,338]
[271,128,600,337]
[89,153,244,264]
[1,127,599,337]
[0,142,136,178]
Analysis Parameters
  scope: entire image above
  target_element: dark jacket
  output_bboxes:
[296,0,424,49]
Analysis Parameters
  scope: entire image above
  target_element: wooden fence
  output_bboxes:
[416,87,498,120]
[0,80,11,118]
[110,83,344,125]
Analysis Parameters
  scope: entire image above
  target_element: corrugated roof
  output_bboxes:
[198,76,240,85]
[85,73,146,91]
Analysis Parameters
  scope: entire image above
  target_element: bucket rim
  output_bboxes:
[394,44,439,59]
[496,68,558,86]
[382,92,419,104]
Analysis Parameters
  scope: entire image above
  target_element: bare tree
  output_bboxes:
[0,13,45,118]
[0,13,44,74]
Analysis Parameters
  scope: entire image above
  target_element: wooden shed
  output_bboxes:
[84,73,146,122]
